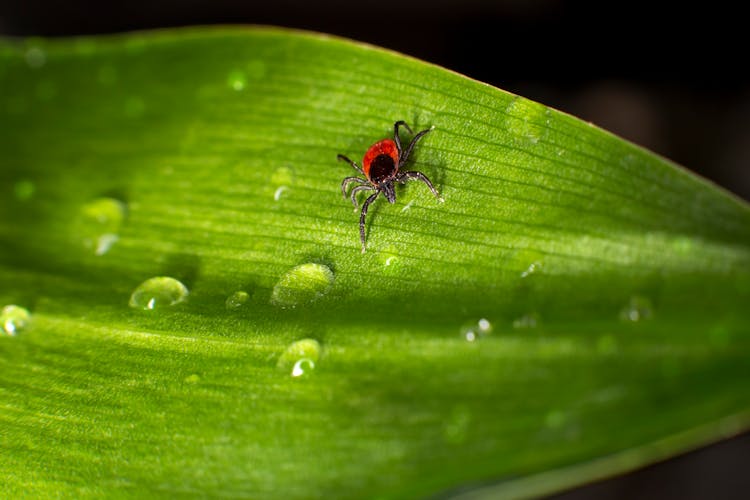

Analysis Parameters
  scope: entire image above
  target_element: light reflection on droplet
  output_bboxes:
[225,290,250,310]
[520,261,542,278]
[619,296,653,322]
[273,186,288,201]
[1,305,31,336]
[227,70,247,91]
[462,318,493,342]
[277,338,321,378]
[291,358,315,378]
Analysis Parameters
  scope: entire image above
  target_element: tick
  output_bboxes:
[338,120,442,253]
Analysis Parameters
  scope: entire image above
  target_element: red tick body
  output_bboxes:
[362,139,400,183]
[338,121,442,253]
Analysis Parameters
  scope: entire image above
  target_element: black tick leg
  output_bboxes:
[359,191,380,253]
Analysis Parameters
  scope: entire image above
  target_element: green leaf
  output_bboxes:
[1,27,748,498]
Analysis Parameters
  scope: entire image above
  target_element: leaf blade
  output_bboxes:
[0,27,749,498]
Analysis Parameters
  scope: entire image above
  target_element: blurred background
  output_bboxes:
[1,0,747,498]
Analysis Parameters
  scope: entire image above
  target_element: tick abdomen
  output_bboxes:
[369,154,397,183]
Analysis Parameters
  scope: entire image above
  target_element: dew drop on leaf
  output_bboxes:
[129,276,189,310]
[509,248,545,279]
[1,305,31,336]
[271,166,294,186]
[273,186,288,201]
[291,358,315,378]
[270,263,334,308]
[227,70,247,91]
[461,318,492,342]
[270,166,294,201]
[619,296,653,322]
[520,260,542,278]
[78,197,127,255]
[379,245,400,272]
[225,290,250,310]
[277,339,321,377]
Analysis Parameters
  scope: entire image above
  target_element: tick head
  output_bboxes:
[382,182,396,203]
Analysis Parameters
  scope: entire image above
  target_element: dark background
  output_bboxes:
[1,1,748,498]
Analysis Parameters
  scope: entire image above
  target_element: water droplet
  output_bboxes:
[277,338,321,377]
[273,186,288,201]
[129,276,189,310]
[271,166,294,201]
[2,305,31,336]
[513,313,539,329]
[225,290,250,310]
[477,318,492,333]
[379,245,401,272]
[81,197,126,225]
[520,260,542,278]
[271,166,294,185]
[619,296,653,322]
[291,358,315,378]
[78,197,127,255]
[227,70,247,91]
[24,46,46,69]
[95,234,119,255]
[510,248,545,279]
[124,97,145,118]
[505,97,546,144]
[14,180,35,201]
[461,317,493,342]
[271,263,334,308]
